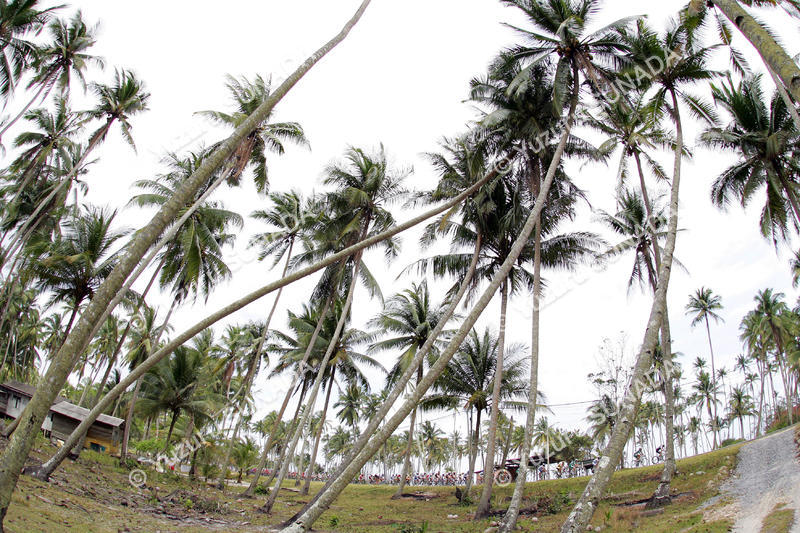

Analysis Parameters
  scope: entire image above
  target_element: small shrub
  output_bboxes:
[327,515,340,528]
[183,498,194,510]
[396,522,429,533]
[253,483,269,495]
[546,490,571,515]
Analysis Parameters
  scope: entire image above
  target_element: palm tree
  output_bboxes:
[425,328,528,499]
[0,11,102,139]
[703,75,800,243]
[138,345,216,453]
[693,371,719,448]
[0,6,373,522]
[27,206,126,341]
[334,384,364,435]
[368,279,450,498]
[751,289,796,424]
[196,74,308,192]
[686,287,724,446]
[0,0,58,99]
[2,69,149,268]
[262,145,406,513]
[230,437,258,484]
[728,385,754,440]
[565,17,719,531]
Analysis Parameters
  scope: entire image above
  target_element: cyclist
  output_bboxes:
[633,448,644,466]
[655,445,664,462]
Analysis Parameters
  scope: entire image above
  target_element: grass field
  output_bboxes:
[0,434,750,532]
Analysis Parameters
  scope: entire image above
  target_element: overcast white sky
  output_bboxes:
[18,1,800,436]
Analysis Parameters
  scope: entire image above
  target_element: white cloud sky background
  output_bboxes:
[22,1,800,437]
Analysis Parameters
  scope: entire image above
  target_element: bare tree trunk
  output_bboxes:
[475,280,509,519]
[500,216,542,533]
[263,245,367,514]
[561,88,685,533]
[279,80,577,532]
[302,369,333,496]
[393,364,422,498]
[0,3,373,526]
[463,408,482,499]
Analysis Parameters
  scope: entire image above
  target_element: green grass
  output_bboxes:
[2,439,745,532]
[760,503,796,533]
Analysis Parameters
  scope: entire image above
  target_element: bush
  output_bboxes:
[720,438,743,447]
[396,522,429,533]
[253,484,269,495]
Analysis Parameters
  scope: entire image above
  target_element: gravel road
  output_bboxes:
[719,426,800,532]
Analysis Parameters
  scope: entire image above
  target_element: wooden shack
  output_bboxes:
[0,381,124,454]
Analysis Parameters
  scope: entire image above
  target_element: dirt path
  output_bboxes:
[719,426,800,532]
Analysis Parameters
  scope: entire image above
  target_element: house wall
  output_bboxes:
[51,414,120,454]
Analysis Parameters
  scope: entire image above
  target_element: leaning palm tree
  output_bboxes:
[564,16,719,531]
[0,6,372,523]
[703,75,800,244]
[686,287,724,446]
[0,11,102,139]
[0,0,59,99]
[196,74,308,192]
[368,279,451,498]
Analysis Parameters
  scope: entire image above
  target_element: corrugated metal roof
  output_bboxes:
[0,381,69,404]
[50,401,124,427]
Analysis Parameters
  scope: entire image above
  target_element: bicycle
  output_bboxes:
[651,450,664,464]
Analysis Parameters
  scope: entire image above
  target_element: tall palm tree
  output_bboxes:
[704,75,800,243]
[692,371,719,447]
[0,11,102,139]
[0,0,59,99]
[728,385,754,440]
[686,287,724,446]
[368,279,450,498]
[262,145,406,513]
[196,74,308,192]
[565,17,719,531]
[0,6,373,522]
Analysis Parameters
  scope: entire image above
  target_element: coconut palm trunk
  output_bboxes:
[287,231,484,521]
[560,87,685,533]
[215,240,295,490]
[302,368,334,496]
[279,79,577,533]
[500,216,542,533]
[263,246,366,514]
[0,3,373,523]
[244,294,332,496]
[393,364,423,498]
[464,408,482,498]
[475,279,509,519]
[704,315,720,447]
[707,0,800,102]
[21,166,489,489]
[0,77,54,141]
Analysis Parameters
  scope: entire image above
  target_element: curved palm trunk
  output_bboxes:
[215,241,295,490]
[263,247,366,514]
[633,156,678,502]
[280,84,576,532]
[393,364,422,498]
[302,369,334,496]
[163,410,179,453]
[708,0,800,102]
[475,279,509,519]
[244,295,332,497]
[561,88,685,533]
[0,4,373,525]
[500,216,542,532]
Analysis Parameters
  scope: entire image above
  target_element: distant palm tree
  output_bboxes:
[686,287,724,447]
[27,206,126,341]
[138,345,217,453]
[727,385,754,440]
[0,0,59,98]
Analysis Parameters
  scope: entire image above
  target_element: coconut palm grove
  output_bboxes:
[0,0,799,531]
